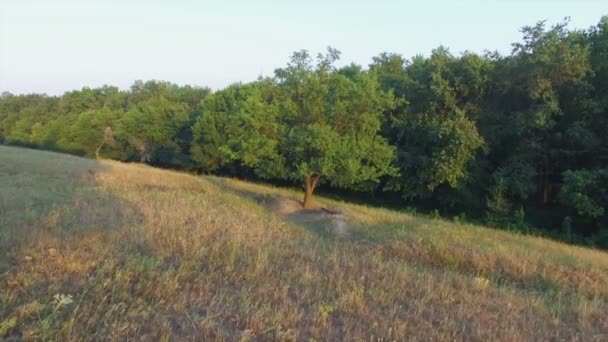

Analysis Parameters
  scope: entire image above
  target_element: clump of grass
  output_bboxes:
[1,145,608,340]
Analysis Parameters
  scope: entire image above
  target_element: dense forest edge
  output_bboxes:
[1,17,607,248]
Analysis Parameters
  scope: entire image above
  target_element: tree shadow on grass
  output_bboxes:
[199,176,608,306]
[0,147,144,277]
[205,176,434,244]
[206,177,351,241]
[203,177,605,303]
[0,148,150,340]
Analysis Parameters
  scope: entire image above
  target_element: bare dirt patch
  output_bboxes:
[259,196,351,239]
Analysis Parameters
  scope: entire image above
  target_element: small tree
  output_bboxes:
[115,97,189,164]
[95,127,114,159]
[241,48,397,208]
[54,108,120,157]
[559,169,608,219]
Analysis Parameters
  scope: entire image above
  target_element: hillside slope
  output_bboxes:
[1,145,607,340]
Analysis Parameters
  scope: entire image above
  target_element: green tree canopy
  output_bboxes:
[263,49,397,207]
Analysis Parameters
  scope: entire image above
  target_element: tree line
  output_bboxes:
[1,18,607,248]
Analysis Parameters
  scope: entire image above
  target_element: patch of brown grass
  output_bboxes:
[1,145,608,341]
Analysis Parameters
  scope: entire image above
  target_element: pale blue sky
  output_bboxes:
[1,0,606,95]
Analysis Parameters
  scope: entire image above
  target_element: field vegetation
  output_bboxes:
[1,146,607,340]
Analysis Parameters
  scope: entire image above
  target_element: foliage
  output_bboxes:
[192,49,397,207]
[1,17,608,241]
[269,48,397,207]
[559,169,608,219]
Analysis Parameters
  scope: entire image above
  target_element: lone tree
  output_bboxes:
[240,48,397,208]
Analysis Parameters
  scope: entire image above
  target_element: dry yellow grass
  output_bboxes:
[1,145,607,341]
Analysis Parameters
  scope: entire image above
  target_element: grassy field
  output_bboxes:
[1,145,608,341]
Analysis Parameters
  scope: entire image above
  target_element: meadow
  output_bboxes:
[1,145,607,340]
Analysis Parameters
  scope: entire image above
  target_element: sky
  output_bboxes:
[1,0,606,95]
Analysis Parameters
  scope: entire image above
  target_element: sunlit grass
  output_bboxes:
[1,145,607,340]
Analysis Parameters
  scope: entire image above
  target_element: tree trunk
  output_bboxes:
[95,142,103,159]
[302,175,320,209]
[543,176,551,204]
[541,156,551,204]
